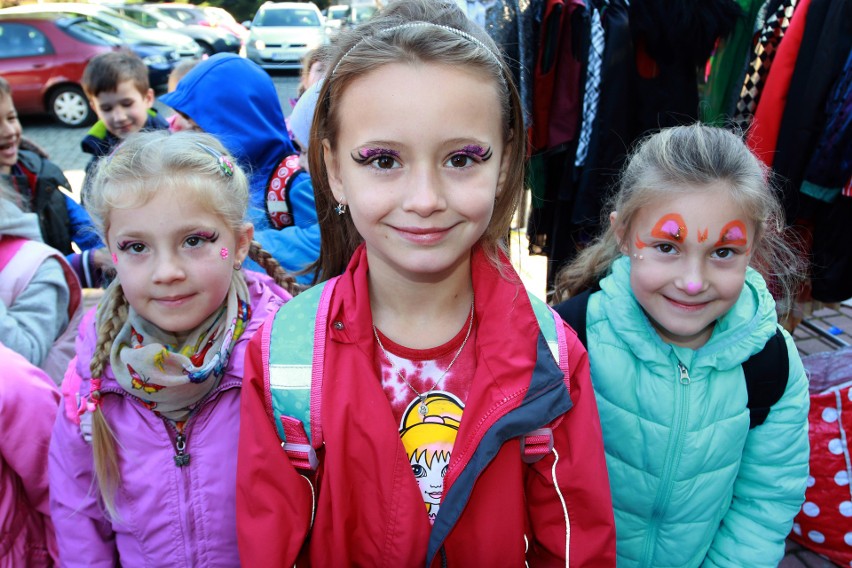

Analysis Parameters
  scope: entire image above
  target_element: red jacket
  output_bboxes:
[237,245,616,566]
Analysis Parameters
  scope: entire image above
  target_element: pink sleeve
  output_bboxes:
[0,346,61,561]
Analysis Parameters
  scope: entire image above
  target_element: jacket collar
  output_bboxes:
[599,255,779,371]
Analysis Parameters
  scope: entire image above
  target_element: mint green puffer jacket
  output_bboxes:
[586,256,809,568]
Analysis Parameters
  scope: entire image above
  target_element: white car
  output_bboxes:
[243,2,325,70]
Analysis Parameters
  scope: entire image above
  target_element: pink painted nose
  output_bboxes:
[685,281,702,294]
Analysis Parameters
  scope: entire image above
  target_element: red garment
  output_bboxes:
[746,0,812,166]
[237,245,616,566]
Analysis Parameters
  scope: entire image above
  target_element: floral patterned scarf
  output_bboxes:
[106,272,251,421]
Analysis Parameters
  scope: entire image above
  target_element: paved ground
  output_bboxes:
[20,73,852,568]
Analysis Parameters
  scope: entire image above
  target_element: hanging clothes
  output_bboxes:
[732,0,798,131]
[701,0,765,125]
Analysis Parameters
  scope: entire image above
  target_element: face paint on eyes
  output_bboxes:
[350,147,400,164]
[220,247,229,260]
[713,220,748,248]
[634,213,688,248]
[698,228,709,243]
[461,145,493,160]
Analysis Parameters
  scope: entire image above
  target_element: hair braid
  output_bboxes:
[248,241,304,296]
[89,278,128,520]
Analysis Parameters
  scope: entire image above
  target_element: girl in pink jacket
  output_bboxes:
[48,131,297,566]
[0,343,59,567]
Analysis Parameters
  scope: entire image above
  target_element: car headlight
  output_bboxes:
[254,38,266,50]
[143,54,167,65]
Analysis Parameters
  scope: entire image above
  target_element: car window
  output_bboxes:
[121,9,159,29]
[0,22,54,58]
[255,8,319,27]
[61,17,124,46]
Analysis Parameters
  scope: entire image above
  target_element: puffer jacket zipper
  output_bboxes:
[640,361,691,568]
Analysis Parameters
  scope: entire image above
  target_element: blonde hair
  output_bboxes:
[551,124,804,309]
[85,130,299,517]
[307,0,526,280]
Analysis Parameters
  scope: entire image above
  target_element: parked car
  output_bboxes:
[1,3,203,61]
[107,3,240,55]
[155,4,248,44]
[243,2,325,70]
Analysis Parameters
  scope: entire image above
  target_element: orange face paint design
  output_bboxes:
[697,228,709,243]
[713,220,748,248]
[635,213,687,249]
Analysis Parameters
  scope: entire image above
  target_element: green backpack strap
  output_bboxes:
[521,291,570,463]
[267,278,336,471]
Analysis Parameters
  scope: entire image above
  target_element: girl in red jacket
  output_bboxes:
[236,0,616,565]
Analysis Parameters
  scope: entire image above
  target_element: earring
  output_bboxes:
[335,203,347,216]
[233,260,242,271]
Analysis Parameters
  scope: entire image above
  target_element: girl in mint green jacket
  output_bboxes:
[552,124,809,568]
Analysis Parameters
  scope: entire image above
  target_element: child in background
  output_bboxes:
[0,343,60,567]
[236,0,615,565]
[1,76,107,288]
[552,124,809,567]
[0,177,80,383]
[295,44,332,100]
[80,50,168,195]
[287,77,322,173]
[161,53,320,284]
[165,59,200,133]
[48,131,297,566]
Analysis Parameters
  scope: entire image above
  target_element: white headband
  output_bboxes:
[331,21,500,76]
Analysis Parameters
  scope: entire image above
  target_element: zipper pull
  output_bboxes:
[174,433,190,467]
[678,363,691,385]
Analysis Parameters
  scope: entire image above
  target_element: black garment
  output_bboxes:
[6,150,73,255]
[772,0,852,221]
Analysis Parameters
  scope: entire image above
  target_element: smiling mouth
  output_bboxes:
[0,139,17,152]
[665,297,710,311]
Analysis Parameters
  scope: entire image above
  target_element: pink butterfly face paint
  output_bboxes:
[635,213,687,249]
[713,220,748,248]
[220,247,229,260]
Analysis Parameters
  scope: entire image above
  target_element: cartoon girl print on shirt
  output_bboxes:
[399,392,464,523]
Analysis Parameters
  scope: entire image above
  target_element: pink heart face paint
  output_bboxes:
[635,213,687,249]
[220,247,229,260]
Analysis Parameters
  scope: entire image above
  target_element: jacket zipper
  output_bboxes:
[640,362,691,568]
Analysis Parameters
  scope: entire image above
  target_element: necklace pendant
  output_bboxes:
[418,401,429,416]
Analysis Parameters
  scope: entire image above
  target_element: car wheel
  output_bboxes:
[48,85,96,128]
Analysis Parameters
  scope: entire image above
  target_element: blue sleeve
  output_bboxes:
[65,195,102,251]
[249,172,320,285]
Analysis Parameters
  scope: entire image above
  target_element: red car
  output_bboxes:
[0,13,120,127]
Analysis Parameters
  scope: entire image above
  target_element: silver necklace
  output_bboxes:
[373,295,475,417]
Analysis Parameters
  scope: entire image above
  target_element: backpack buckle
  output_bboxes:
[282,441,319,471]
[520,428,554,463]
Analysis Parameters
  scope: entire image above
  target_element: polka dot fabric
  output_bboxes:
[789,347,852,565]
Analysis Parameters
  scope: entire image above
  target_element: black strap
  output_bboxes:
[742,328,789,429]
[553,288,593,346]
